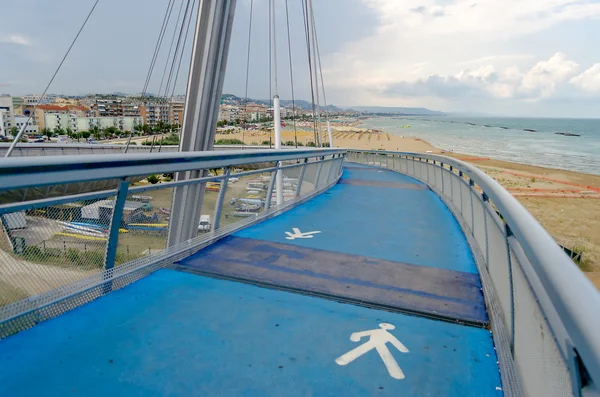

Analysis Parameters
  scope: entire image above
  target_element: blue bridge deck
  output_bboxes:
[0,164,503,396]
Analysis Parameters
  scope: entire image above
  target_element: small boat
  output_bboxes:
[555,132,580,137]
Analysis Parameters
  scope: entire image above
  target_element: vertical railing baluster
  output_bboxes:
[482,192,490,266]
[103,179,130,293]
[295,158,308,197]
[469,179,475,234]
[314,157,324,190]
[264,161,280,211]
[504,224,516,354]
[213,167,231,230]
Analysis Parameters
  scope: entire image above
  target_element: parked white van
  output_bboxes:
[198,215,211,232]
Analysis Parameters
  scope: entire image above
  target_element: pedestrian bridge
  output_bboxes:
[0,149,598,397]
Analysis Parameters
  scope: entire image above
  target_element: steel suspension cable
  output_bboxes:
[309,0,332,147]
[242,0,255,149]
[284,0,298,147]
[5,0,101,157]
[308,0,322,147]
[170,0,197,101]
[301,0,319,146]
[125,0,176,153]
[157,0,186,98]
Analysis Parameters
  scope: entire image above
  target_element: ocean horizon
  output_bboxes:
[360,116,600,176]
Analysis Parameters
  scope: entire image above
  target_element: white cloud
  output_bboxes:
[0,35,30,46]
[571,64,600,92]
[379,53,583,101]
[322,0,600,109]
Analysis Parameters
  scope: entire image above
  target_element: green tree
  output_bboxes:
[80,130,91,139]
[53,127,65,136]
[134,123,143,136]
[90,126,101,140]
[9,126,18,137]
[141,124,152,135]
[65,127,73,138]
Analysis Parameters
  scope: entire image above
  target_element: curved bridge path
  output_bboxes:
[0,163,503,396]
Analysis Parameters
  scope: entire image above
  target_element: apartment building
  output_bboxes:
[35,105,89,130]
[169,101,184,127]
[139,101,169,126]
[14,116,38,134]
[44,113,141,133]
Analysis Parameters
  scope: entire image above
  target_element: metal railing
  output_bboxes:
[347,150,600,397]
[0,148,346,338]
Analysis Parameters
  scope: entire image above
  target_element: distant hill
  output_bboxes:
[348,106,445,116]
[220,94,343,112]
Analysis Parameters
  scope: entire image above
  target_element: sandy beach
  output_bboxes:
[215,122,600,288]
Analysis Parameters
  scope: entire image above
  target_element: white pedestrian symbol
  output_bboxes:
[285,228,321,240]
[335,323,409,380]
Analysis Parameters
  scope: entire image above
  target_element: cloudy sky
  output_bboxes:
[1,0,600,117]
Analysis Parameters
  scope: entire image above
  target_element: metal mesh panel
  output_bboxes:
[451,173,462,210]
[441,168,452,199]
[317,159,334,189]
[471,191,488,261]
[0,195,114,308]
[485,207,513,340]
[281,164,304,203]
[301,161,320,193]
[435,164,443,190]
[512,252,574,397]
[399,157,408,174]
[461,182,474,231]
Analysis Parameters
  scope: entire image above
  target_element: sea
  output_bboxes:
[360,116,600,176]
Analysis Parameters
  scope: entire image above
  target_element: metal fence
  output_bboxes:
[0,148,346,338]
[347,150,600,397]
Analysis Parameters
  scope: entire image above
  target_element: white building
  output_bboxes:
[14,116,38,134]
[0,109,10,136]
[44,113,142,133]
[0,96,14,132]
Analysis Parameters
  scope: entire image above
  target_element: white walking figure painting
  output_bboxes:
[335,323,409,379]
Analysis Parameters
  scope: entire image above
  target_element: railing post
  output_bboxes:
[103,178,130,293]
[440,162,445,193]
[264,161,280,211]
[469,179,475,234]
[337,155,345,176]
[295,158,309,197]
[459,170,464,214]
[504,224,515,354]
[314,157,324,190]
[482,192,490,265]
[212,167,231,230]
[448,165,453,199]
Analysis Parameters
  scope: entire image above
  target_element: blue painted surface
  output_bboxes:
[177,236,488,325]
[236,167,477,273]
[342,165,422,184]
[0,269,502,397]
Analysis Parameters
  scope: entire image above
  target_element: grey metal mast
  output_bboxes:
[167,0,238,247]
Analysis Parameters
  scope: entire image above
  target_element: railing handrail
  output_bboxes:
[348,149,600,385]
[0,148,345,192]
